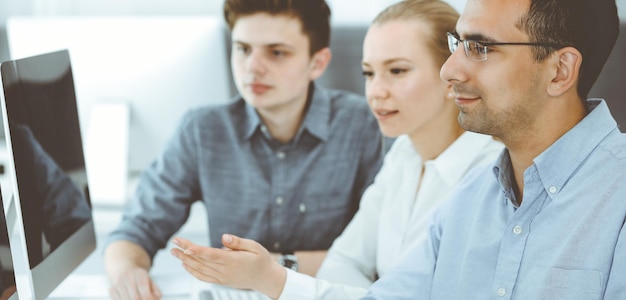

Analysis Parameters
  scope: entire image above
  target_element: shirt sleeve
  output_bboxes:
[105,110,201,258]
[279,269,368,300]
[315,184,382,287]
[360,198,446,300]
[317,141,399,287]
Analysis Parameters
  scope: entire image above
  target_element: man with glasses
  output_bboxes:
[362,0,625,298]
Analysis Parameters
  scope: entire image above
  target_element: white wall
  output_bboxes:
[327,0,625,23]
[1,0,625,27]
[328,0,465,24]
[5,0,624,21]
[0,0,624,76]
[0,0,467,19]
[1,0,625,20]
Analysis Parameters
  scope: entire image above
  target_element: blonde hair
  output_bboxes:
[373,0,459,68]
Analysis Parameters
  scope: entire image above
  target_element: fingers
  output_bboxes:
[170,240,227,283]
[170,235,279,293]
[172,234,256,254]
[180,261,223,284]
[172,248,231,285]
[172,238,229,266]
[222,234,264,254]
[171,247,223,274]
[108,268,161,300]
[146,276,162,299]
[171,237,196,254]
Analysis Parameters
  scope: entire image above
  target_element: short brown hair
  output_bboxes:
[223,0,331,56]
[372,0,460,69]
[517,0,619,99]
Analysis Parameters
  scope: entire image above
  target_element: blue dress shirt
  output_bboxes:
[107,84,384,258]
[363,99,626,300]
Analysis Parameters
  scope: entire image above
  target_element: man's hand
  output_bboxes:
[105,240,161,300]
[108,267,162,300]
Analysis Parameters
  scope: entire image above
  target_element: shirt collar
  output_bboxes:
[242,82,330,142]
[492,99,618,202]
[431,131,499,187]
[243,98,262,140]
[492,150,515,204]
[533,99,617,198]
[299,83,330,141]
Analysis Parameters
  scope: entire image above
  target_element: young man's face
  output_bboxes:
[230,13,324,115]
[440,0,554,143]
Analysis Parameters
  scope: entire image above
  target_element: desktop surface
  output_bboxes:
[47,204,197,299]
[47,200,207,299]
[46,201,273,300]
[192,284,270,300]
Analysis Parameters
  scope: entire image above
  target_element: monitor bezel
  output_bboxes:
[0,49,96,300]
[0,190,18,300]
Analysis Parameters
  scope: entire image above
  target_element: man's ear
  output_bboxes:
[309,47,332,80]
[547,46,582,97]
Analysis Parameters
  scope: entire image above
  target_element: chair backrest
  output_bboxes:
[316,25,369,96]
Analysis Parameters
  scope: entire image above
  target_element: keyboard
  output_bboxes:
[192,282,270,300]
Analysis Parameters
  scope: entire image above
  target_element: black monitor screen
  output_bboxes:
[1,49,92,269]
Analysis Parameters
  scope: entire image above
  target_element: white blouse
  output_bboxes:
[279,132,504,300]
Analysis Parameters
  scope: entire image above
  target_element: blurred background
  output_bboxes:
[0,0,623,205]
[0,0,623,72]
[0,0,472,62]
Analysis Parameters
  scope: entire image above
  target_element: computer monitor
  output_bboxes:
[6,16,232,204]
[0,49,96,300]
[0,190,17,300]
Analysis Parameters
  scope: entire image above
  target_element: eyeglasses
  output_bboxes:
[447,32,565,62]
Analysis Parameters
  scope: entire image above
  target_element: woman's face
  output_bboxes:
[362,20,454,138]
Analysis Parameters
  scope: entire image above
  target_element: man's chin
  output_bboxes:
[458,114,483,133]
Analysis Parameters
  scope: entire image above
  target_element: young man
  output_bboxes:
[104,0,384,298]
[362,0,625,298]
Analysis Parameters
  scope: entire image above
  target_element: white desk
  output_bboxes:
[48,201,209,299]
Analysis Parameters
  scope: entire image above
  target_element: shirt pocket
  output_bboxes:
[294,191,355,249]
[516,266,604,300]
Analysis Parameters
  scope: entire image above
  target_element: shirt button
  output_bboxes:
[299,203,306,213]
[273,242,280,250]
[497,287,506,297]
[275,197,284,205]
[549,185,557,193]
[277,151,286,159]
[261,125,268,133]
[513,225,523,235]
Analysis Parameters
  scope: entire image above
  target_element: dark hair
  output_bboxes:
[517,0,619,99]
[372,0,459,69]
[223,0,331,56]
